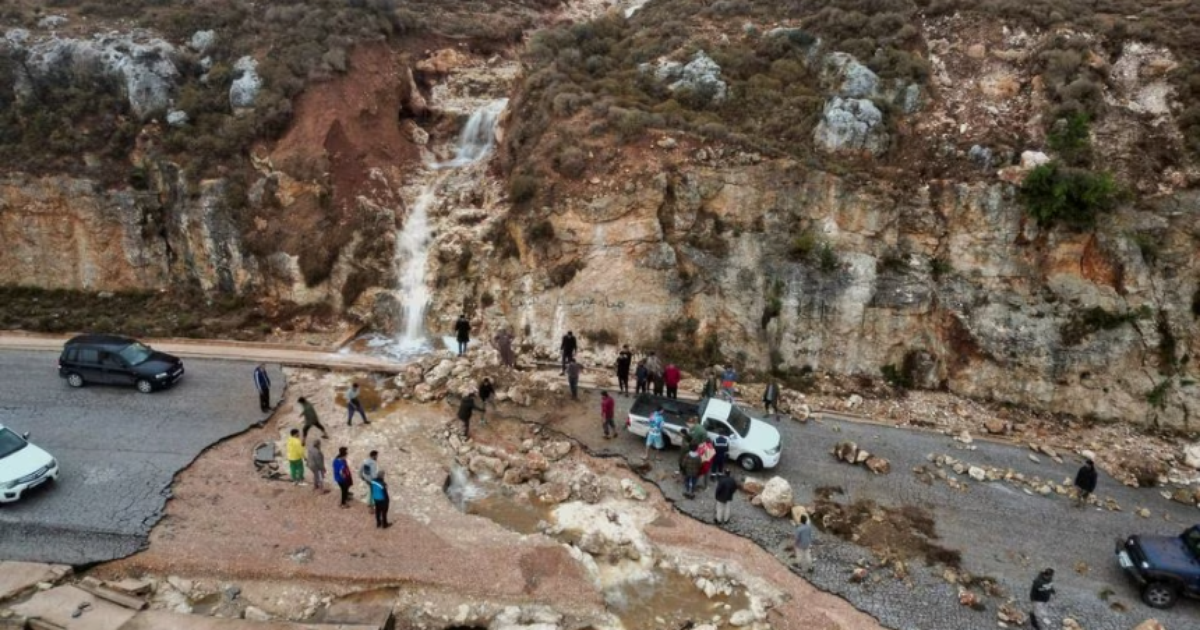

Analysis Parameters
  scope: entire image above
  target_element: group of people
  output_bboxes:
[284,432,392,529]
[454,313,517,368]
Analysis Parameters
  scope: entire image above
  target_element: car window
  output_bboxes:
[705,419,733,437]
[62,348,77,361]
[726,406,752,437]
[118,342,153,365]
[78,348,99,363]
[0,428,27,459]
[1184,528,1200,558]
[101,352,125,367]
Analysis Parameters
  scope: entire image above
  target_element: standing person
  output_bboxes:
[600,391,617,439]
[1029,568,1056,630]
[714,472,737,524]
[566,358,583,400]
[360,450,379,510]
[1073,459,1097,507]
[762,381,780,420]
[457,391,481,438]
[793,514,815,573]
[615,346,633,396]
[701,368,719,399]
[286,429,305,484]
[253,364,272,413]
[664,363,681,399]
[646,352,664,396]
[332,446,353,508]
[493,329,516,368]
[721,365,738,401]
[560,331,578,374]
[686,416,709,452]
[306,438,327,493]
[635,360,649,394]
[681,447,702,499]
[298,397,328,442]
[345,382,370,426]
[696,439,715,490]
[478,377,496,424]
[454,314,471,356]
[712,432,730,477]
[643,406,665,461]
[370,470,391,528]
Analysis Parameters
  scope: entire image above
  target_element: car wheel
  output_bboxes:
[738,454,762,472]
[66,373,85,388]
[1142,582,1178,609]
[136,379,154,394]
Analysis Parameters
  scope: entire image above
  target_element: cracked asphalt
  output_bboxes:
[556,391,1200,630]
[0,349,282,565]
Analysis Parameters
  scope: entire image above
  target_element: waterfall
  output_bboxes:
[391,99,508,353]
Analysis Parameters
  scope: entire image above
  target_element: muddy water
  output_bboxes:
[606,569,750,629]
[464,492,552,535]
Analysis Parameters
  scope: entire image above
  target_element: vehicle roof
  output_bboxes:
[65,334,138,348]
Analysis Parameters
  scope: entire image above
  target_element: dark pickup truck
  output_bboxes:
[1115,524,1200,608]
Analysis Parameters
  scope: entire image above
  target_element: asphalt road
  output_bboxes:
[0,349,283,565]
[560,391,1200,630]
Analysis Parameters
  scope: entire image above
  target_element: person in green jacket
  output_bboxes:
[681,448,703,499]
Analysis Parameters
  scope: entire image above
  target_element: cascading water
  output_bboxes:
[363,99,507,358]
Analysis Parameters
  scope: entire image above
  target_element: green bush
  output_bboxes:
[1046,112,1092,166]
[1019,162,1121,230]
[1060,306,1147,345]
[510,174,539,203]
[930,257,953,280]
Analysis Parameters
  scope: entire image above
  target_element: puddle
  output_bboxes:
[605,569,751,629]
[332,377,386,411]
[465,492,552,535]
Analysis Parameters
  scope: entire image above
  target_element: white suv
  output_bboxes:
[0,424,58,503]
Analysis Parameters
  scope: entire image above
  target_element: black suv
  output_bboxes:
[1115,524,1200,608]
[58,335,185,393]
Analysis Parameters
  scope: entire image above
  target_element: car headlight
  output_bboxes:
[1141,561,1150,569]
[766,443,781,455]
[49,459,57,470]
[2,479,17,490]
[155,372,169,379]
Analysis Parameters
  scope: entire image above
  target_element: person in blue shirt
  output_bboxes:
[253,364,271,413]
[332,447,353,508]
[370,470,391,529]
[643,407,665,461]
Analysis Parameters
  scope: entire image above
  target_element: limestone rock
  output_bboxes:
[243,606,271,622]
[854,449,871,464]
[415,48,468,76]
[729,609,756,627]
[230,56,262,110]
[1170,487,1194,505]
[997,602,1026,625]
[1062,618,1082,630]
[189,30,216,54]
[621,478,648,501]
[651,51,728,104]
[822,52,879,99]
[833,441,859,463]
[1184,442,1200,470]
[543,440,572,462]
[967,466,986,482]
[983,419,1007,435]
[1131,620,1165,630]
[958,589,979,608]
[849,567,868,583]
[956,430,974,444]
[759,476,794,517]
[535,482,570,505]
[468,455,508,478]
[742,477,765,495]
[792,403,811,421]
[166,109,189,127]
[814,97,889,156]
[864,456,891,475]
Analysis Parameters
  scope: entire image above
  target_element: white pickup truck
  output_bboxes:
[624,394,782,471]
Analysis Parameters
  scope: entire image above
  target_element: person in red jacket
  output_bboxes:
[664,363,682,399]
[600,391,616,439]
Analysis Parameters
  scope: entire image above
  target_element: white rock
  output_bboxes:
[1020,150,1051,169]
[230,56,262,110]
[729,609,757,626]
[967,466,986,482]
[759,476,794,517]
[166,109,189,127]
[1183,442,1200,470]
[189,30,216,54]
[243,606,271,622]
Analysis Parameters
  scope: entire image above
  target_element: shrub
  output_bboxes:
[553,145,588,178]
[582,329,619,345]
[510,174,539,203]
[930,257,953,280]
[818,243,840,272]
[1060,306,1148,345]
[1019,162,1121,230]
[1046,112,1092,166]
[1128,232,1161,265]
[527,219,555,245]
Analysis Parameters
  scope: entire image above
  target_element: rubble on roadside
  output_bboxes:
[831,441,892,475]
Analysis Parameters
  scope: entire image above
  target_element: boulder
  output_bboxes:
[997,603,1025,625]
[166,109,189,127]
[229,56,262,110]
[790,505,810,523]
[543,441,572,461]
[967,466,987,482]
[189,30,216,54]
[535,482,571,505]
[1169,487,1195,505]
[759,476,794,517]
[849,567,868,583]
[864,456,891,475]
[833,441,859,463]
[729,609,757,627]
[814,97,889,156]
[415,48,468,76]
[621,478,648,501]
[854,449,871,464]
[243,606,271,622]
[822,52,879,98]
[654,51,729,104]
[983,419,1007,435]
[956,430,974,444]
[468,455,507,478]
[742,477,765,495]
[1062,618,1082,630]
[523,451,549,474]
[1132,620,1165,630]
[958,589,979,608]
[1184,442,1200,470]
[792,403,811,421]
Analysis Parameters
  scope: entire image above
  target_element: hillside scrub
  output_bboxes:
[1019,162,1121,230]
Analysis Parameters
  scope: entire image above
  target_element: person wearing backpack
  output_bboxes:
[370,470,391,529]
[332,446,353,508]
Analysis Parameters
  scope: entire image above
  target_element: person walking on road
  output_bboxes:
[457,391,482,438]
[762,381,780,420]
[645,352,664,396]
[560,331,578,374]
[253,364,272,413]
[333,446,353,508]
[360,450,379,510]
[1073,459,1097,507]
[454,314,471,356]
[600,391,617,438]
[721,365,738,401]
[493,329,516,368]
[712,432,730,477]
[635,360,649,395]
[370,470,391,528]
[681,447,702,499]
[793,514,815,573]
[345,382,371,426]
[1029,568,1056,630]
[664,363,681,399]
[298,397,328,442]
[616,345,633,396]
[643,406,665,461]
[478,377,496,424]
[286,429,305,484]
[566,358,583,400]
[714,472,737,524]
[306,438,327,492]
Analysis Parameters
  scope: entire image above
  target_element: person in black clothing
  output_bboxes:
[635,360,649,394]
[253,364,271,413]
[560,331,578,374]
[1073,459,1097,507]
[454,314,471,356]
[457,391,481,438]
[478,377,496,423]
[615,345,633,396]
[370,470,391,529]
[1029,568,1056,630]
[714,473,738,524]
